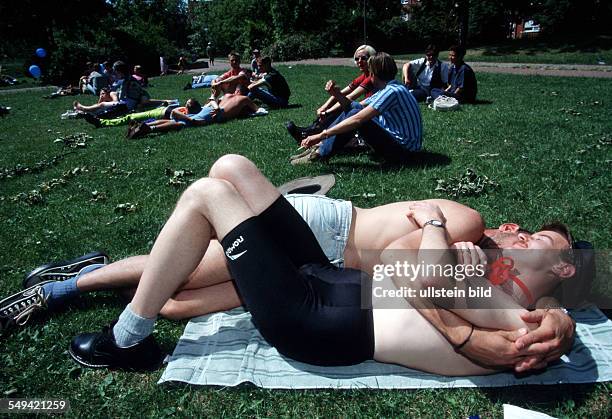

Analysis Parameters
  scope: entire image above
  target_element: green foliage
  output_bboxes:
[266,33,327,61]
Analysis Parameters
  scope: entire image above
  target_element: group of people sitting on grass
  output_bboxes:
[69,52,289,139]
[283,44,477,165]
[65,45,476,163]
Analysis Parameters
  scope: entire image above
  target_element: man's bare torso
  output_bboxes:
[342,198,492,375]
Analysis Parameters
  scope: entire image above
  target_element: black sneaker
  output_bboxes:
[285,121,307,144]
[83,113,102,128]
[69,323,164,371]
[23,251,109,289]
[0,281,52,332]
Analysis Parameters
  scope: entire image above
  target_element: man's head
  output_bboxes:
[486,222,577,306]
[259,56,272,72]
[252,49,260,57]
[424,44,439,65]
[185,98,202,114]
[228,52,241,69]
[368,52,398,84]
[113,61,129,78]
[448,45,466,66]
[354,45,376,72]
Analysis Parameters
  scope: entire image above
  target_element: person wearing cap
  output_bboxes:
[6,156,583,375]
[247,56,291,108]
[402,44,448,102]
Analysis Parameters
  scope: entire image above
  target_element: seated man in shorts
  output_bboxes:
[209,52,252,100]
[3,155,578,374]
[126,96,266,139]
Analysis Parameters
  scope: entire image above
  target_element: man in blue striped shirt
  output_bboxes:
[295,52,422,164]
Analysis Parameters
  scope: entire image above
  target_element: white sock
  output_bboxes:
[112,304,156,347]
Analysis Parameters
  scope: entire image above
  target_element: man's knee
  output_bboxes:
[159,298,188,321]
[180,177,236,210]
[208,154,256,181]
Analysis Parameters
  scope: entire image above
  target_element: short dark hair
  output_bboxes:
[540,221,574,263]
[228,52,241,61]
[425,44,438,56]
[449,45,466,58]
[112,61,129,77]
[186,98,202,114]
[368,52,397,82]
[260,56,272,67]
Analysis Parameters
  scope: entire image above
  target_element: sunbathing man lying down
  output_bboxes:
[126,96,267,139]
[1,155,583,376]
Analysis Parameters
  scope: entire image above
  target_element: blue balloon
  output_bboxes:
[29,65,41,79]
[35,48,47,58]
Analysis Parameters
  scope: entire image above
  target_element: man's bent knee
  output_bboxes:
[180,177,237,212]
[208,154,255,181]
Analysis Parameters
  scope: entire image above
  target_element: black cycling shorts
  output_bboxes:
[220,196,374,366]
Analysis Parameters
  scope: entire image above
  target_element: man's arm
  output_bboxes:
[324,86,368,115]
[383,202,571,372]
[248,78,270,90]
[301,105,379,148]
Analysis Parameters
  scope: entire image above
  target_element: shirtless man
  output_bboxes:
[3,156,576,373]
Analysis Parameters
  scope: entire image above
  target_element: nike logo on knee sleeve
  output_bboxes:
[227,250,248,260]
[225,236,246,260]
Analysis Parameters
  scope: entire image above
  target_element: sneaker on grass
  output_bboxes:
[0,282,52,332]
[23,251,109,289]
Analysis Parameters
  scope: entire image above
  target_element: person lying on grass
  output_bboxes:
[126,96,267,139]
[291,52,422,165]
[2,155,584,375]
[286,44,377,143]
[82,103,187,128]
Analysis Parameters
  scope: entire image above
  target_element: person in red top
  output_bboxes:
[210,52,252,100]
[286,45,377,143]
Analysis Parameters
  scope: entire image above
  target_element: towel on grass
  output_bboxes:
[159,304,612,389]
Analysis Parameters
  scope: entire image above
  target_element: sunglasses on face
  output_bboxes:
[354,56,368,62]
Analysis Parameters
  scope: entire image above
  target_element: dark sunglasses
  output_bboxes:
[354,55,368,62]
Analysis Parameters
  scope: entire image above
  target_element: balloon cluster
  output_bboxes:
[29,48,47,79]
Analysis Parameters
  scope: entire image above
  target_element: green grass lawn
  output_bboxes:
[0,67,611,417]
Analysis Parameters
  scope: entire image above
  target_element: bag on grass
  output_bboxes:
[431,95,459,111]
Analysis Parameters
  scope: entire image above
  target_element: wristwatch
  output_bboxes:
[424,219,445,228]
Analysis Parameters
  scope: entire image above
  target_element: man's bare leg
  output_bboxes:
[127,154,280,319]
[73,101,117,113]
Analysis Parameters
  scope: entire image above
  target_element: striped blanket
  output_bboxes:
[159,304,612,388]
